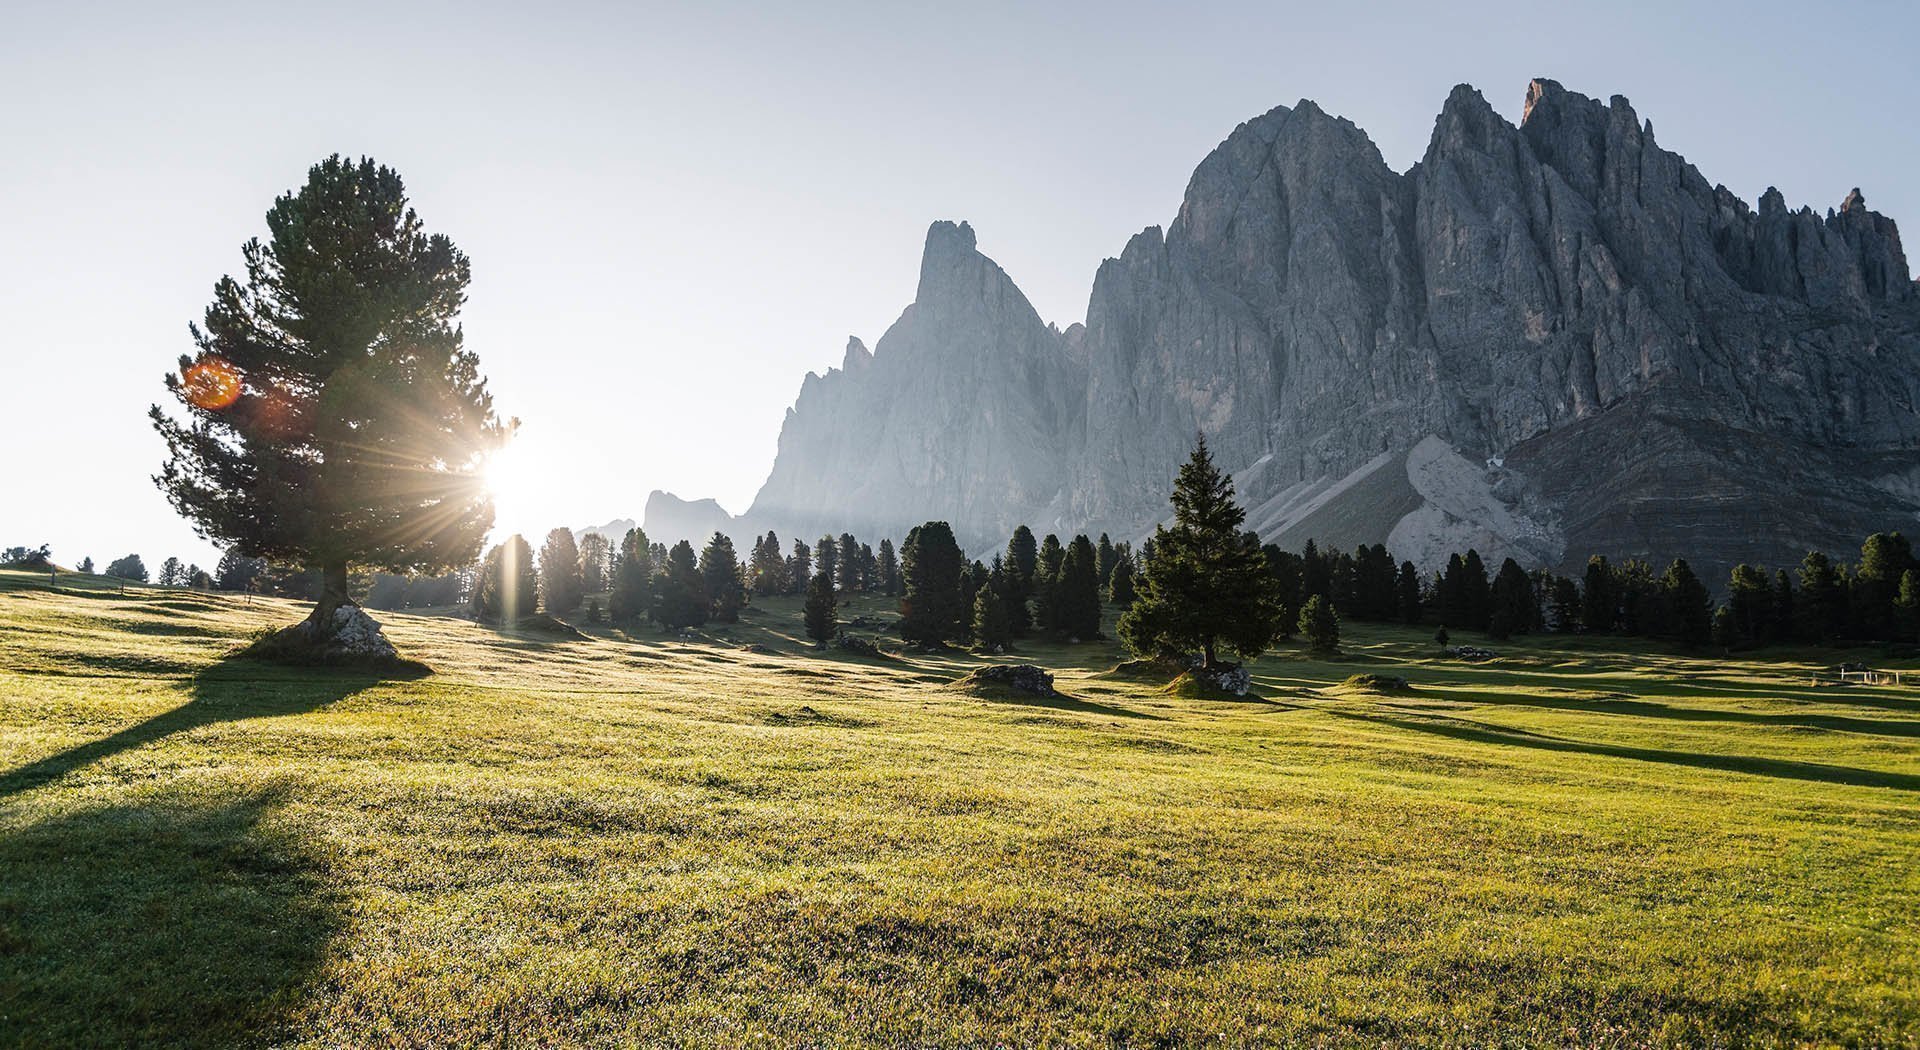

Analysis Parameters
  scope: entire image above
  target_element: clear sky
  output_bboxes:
[3,0,1915,572]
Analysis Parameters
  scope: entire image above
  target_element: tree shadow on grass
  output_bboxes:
[0,657,407,802]
[1443,691,1920,739]
[0,787,337,1046]
[1328,707,1920,792]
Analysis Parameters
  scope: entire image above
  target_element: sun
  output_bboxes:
[482,438,547,541]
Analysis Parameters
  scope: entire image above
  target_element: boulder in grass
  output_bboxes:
[1342,673,1413,694]
[957,664,1057,698]
[239,604,426,674]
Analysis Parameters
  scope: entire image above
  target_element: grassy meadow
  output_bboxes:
[1,567,1918,1046]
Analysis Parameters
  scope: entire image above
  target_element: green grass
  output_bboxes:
[2,568,1918,1046]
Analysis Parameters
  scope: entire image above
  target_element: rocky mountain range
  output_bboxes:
[645,78,1920,582]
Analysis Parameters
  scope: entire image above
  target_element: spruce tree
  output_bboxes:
[1460,550,1491,631]
[1772,569,1797,642]
[159,557,185,587]
[1582,556,1616,633]
[653,540,708,630]
[899,522,966,646]
[1108,555,1137,608]
[1798,551,1846,643]
[1263,546,1303,635]
[699,532,745,623]
[1855,533,1916,639]
[1298,594,1340,654]
[608,527,653,622]
[1896,569,1920,643]
[1032,533,1065,632]
[815,535,839,592]
[1096,533,1118,590]
[1300,539,1329,602]
[787,539,812,597]
[803,569,837,647]
[838,534,863,592]
[877,538,899,596]
[972,579,1012,652]
[471,534,537,623]
[576,532,610,594]
[151,156,508,647]
[538,528,584,614]
[1727,564,1774,645]
[1054,534,1103,641]
[1488,558,1533,640]
[1396,561,1423,625]
[1547,576,1581,632]
[1005,526,1037,637]
[1116,438,1282,669]
[1661,558,1713,647]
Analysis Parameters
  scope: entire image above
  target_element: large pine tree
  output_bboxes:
[471,534,537,623]
[699,532,745,623]
[1117,438,1282,669]
[1053,534,1103,641]
[899,521,966,646]
[608,527,653,622]
[653,540,708,630]
[152,156,508,648]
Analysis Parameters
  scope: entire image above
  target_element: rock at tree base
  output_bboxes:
[957,664,1057,697]
[1164,665,1252,700]
[241,604,422,671]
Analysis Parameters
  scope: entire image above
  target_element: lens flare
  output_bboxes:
[183,356,242,411]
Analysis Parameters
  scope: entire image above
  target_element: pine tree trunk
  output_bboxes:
[1202,639,1217,671]
[307,558,354,634]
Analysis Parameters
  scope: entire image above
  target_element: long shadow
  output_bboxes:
[1327,707,1920,792]
[966,686,1165,721]
[1446,691,1920,738]
[0,787,337,1045]
[0,656,405,801]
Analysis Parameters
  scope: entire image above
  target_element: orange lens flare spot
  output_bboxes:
[183,357,242,411]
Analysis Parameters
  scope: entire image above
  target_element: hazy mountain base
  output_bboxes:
[2,568,1918,1045]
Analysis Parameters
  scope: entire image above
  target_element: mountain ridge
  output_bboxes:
[646,78,1919,581]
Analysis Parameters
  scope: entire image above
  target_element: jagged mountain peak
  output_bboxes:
[655,78,1920,582]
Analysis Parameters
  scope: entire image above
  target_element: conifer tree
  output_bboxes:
[972,576,1013,652]
[538,528,584,614]
[1396,561,1423,624]
[576,532,610,594]
[653,540,708,630]
[1460,550,1491,631]
[803,569,837,647]
[899,521,966,646]
[1798,550,1846,643]
[1727,564,1774,645]
[1298,595,1340,654]
[1300,538,1329,602]
[1854,532,1916,639]
[78,556,95,574]
[1054,534,1103,641]
[1896,569,1920,643]
[608,527,653,622]
[699,532,745,623]
[786,539,812,597]
[1263,546,1303,634]
[151,156,508,647]
[815,535,839,592]
[1581,556,1616,633]
[1108,555,1137,608]
[1488,558,1533,639]
[1660,558,1713,647]
[471,534,537,623]
[1032,533,1065,632]
[1117,438,1282,669]
[1005,526,1037,636]
[1547,576,1581,632]
[838,534,862,592]
[877,538,899,597]
[1772,570,1797,642]
[1096,533,1118,589]
[159,556,185,587]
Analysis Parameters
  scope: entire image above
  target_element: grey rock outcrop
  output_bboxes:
[659,79,1920,583]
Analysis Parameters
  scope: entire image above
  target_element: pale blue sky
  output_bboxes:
[3,0,1914,571]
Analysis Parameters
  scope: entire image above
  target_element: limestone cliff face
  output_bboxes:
[741,221,1081,547]
[656,79,1920,579]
